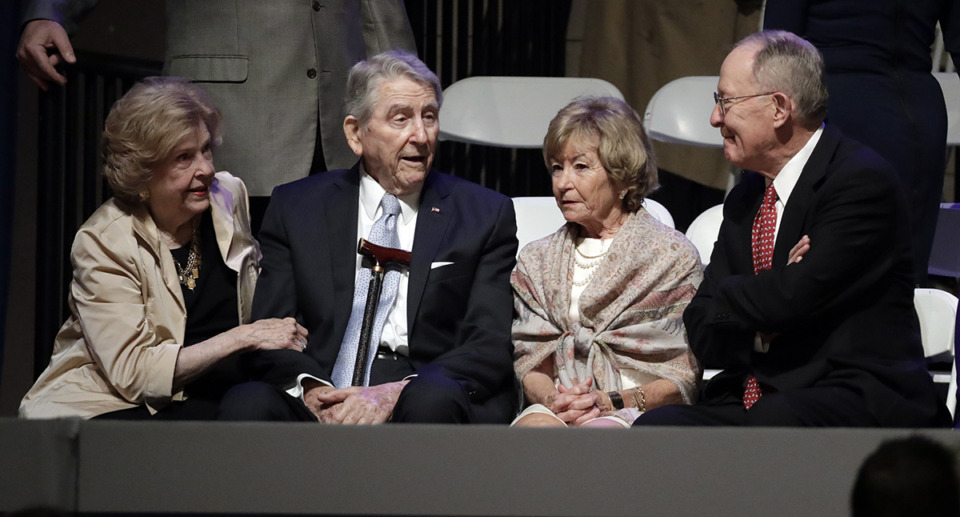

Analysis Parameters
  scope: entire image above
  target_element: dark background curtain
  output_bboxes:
[30,0,572,377]
[0,1,23,385]
[406,0,571,197]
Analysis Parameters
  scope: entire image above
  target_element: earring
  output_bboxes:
[618,189,627,200]
[138,190,150,202]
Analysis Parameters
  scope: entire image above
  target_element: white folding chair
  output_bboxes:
[643,76,724,148]
[643,198,675,229]
[512,197,567,255]
[949,360,958,421]
[439,76,624,148]
[512,196,675,258]
[934,72,960,146]
[685,204,724,266]
[915,287,957,361]
[913,288,958,418]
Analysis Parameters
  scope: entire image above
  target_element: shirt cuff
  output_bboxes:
[287,373,333,402]
[753,333,770,354]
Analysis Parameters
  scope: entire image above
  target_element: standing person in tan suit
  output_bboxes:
[17,0,416,233]
[577,0,763,230]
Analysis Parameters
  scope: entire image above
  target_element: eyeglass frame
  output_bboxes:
[713,91,776,116]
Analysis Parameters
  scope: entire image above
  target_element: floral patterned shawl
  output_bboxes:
[512,208,703,404]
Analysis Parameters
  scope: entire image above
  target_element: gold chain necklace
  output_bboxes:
[175,225,202,291]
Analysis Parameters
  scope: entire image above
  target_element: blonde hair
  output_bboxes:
[101,76,222,204]
[543,96,658,213]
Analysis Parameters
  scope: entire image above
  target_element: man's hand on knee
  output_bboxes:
[302,380,336,420]
[315,380,409,424]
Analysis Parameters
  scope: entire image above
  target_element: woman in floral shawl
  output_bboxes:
[512,97,703,428]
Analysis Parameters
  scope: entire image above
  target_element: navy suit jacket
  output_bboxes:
[249,165,519,419]
[684,124,950,427]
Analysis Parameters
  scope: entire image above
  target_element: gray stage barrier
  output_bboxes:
[1,417,957,516]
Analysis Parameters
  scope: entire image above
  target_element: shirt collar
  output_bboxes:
[771,124,824,205]
[358,163,420,223]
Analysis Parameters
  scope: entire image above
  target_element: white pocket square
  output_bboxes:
[430,261,454,270]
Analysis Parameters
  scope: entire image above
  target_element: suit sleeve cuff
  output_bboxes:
[288,373,333,402]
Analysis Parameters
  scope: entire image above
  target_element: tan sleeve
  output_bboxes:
[70,224,180,406]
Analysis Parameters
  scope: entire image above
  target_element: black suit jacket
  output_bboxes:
[249,165,519,420]
[684,124,950,427]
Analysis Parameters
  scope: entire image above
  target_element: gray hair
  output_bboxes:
[101,76,221,205]
[736,30,829,126]
[344,50,443,125]
[543,96,658,213]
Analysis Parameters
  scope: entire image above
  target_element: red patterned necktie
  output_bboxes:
[751,182,778,274]
[745,182,778,409]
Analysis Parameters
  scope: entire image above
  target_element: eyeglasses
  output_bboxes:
[713,91,775,116]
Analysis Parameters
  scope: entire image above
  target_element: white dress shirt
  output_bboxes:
[288,165,420,397]
[356,166,419,354]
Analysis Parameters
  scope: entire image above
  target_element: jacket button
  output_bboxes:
[312,1,321,11]
[307,68,317,79]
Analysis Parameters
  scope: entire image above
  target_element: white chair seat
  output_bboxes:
[914,288,957,360]
[439,76,624,148]
[512,197,566,256]
[934,72,960,146]
[685,204,724,266]
[513,197,675,257]
[643,199,675,229]
[913,288,957,419]
[643,76,724,148]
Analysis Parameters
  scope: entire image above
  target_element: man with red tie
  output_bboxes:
[634,30,950,427]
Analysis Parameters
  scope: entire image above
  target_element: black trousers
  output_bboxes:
[633,386,879,427]
[217,354,482,424]
[94,396,224,421]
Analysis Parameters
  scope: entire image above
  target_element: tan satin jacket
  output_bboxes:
[19,172,260,419]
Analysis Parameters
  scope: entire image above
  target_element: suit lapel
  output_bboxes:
[407,171,451,330]
[324,166,362,336]
[774,125,840,263]
[130,205,188,320]
[735,172,767,273]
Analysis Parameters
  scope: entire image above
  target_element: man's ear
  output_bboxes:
[343,115,363,156]
[771,92,792,129]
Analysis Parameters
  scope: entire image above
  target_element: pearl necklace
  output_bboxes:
[572,239,611,287]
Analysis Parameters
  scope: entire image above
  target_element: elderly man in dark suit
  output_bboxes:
[220,50,519,424]
[634,31,950,427]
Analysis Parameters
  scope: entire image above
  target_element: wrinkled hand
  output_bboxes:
[788,235,810,265]
[548,378,607,426]
[313,381,407,425]
[302,381,336,420]
[229,317,308,352]
[17,20,75,90]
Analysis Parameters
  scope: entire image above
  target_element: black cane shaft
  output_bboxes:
[352,269,384,386]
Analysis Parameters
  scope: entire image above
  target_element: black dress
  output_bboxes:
[765,0,960,285]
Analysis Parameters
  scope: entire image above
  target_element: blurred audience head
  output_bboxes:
[851,435,960,517]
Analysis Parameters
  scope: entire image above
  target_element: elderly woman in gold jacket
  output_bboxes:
[20,77,307,419]
[512,97,703,428]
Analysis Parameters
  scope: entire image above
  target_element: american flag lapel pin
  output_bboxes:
[431,207,440,213]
